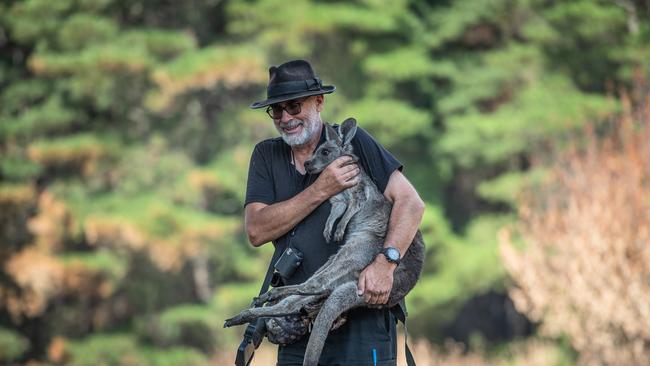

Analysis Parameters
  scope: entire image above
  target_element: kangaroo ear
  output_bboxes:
[340,118,357,146]
[325,123,342,145]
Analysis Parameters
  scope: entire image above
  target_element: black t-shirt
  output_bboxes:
[245,124,402,285]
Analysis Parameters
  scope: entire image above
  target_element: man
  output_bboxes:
[245,59,424,365]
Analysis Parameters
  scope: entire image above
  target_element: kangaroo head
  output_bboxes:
[305,118,358,174]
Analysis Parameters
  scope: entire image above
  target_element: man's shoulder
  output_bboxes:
[254,136,285,152]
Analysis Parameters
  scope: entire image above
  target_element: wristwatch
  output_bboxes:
[380,247,401,266]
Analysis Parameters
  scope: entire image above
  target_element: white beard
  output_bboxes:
[277,114,321,147]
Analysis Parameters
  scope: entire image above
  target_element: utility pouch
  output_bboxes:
[271,246,303,287]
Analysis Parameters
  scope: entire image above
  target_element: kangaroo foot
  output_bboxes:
[226,294,319,328]
[255,282,325,306]
[332,226,345,242]
[254,287,286,306]
[323,227,333,243]
[224,309,254,328]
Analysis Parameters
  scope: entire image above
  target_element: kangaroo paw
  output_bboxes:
[332,227,345,242]
[323,228,332,243]
[255,287,291,306]
[254,289,278,306]
[252,295,267,307]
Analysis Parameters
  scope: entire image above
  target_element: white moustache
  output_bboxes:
[280,120,304,130]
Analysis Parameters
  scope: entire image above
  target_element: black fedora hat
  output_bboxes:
[250,60,335,109]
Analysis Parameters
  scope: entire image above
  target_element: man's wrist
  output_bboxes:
[307,181,330,203]
[375,252,398,270]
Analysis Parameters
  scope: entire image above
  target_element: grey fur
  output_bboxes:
[225,118,425,366]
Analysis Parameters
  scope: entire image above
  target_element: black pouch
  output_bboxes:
[270,242,303,287]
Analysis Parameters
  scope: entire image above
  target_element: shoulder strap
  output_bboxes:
[235,249,279,366]
[250,248,280,328]
[391,300,416,366]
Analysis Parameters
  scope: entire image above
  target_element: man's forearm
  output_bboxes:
[245,185,329,246]
[383,194,425,257]
[246,156,360,247]
[358,188,424,304]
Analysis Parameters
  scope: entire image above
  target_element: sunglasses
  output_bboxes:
[266,98,308,119]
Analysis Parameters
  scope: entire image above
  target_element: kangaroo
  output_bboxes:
[225,118,425,366]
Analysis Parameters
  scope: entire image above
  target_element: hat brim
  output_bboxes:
[249,85,335,109]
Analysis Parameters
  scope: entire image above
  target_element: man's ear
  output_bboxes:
[325,123,342,145]
[314,94,324,112]
[340,118,357,146]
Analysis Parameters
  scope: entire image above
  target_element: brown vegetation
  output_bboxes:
[501,88,650,365]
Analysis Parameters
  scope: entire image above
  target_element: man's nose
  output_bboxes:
[280,109,293,123]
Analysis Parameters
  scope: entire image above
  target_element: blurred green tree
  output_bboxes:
[1,0,649,363]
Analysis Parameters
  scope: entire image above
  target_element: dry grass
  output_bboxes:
[211,332,563,366]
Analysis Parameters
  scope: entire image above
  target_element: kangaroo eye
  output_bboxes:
[321,150,329,156]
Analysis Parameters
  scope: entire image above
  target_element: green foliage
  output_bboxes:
[477,167,549,206]
[2,0,650,363]
[139,346,208,366]
[409,213,511,339]
[0,326,29,362]
[57,14,119,51]
[337,98,431,147]
[136,304,221,353]
[365,47,437,82]
[1,95,82,140]
[67,334,208,366]
[439,75,617,168]
[60,249,128,283]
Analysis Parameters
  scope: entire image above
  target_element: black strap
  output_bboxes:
[235,250,279,366]
[391,300,416,366]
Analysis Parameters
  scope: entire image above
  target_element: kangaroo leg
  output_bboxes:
[224,294,322,327]
[254,252,362,307]
[324,201,347,242]
[254,251,356,306]
[332,204,360,242]
[253,277,332,306]
[302,281,365,366]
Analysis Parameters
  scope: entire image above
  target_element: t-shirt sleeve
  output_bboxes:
[352,127,403,193]
[245,142,276,206]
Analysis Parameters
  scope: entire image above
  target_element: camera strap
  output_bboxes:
[391,299,416,366]
[235,248,281,366]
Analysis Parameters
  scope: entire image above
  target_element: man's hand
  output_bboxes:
[357,254,396,305]
[313,156,359,197]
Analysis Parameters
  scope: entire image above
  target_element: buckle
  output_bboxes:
[306,78,322,91]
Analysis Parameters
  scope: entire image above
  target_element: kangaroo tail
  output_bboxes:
[303,281,364,366]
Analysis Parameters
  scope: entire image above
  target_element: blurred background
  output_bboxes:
[1,0,650,365]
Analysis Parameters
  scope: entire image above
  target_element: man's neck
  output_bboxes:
[290,123,323,173]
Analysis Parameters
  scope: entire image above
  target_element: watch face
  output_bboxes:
[385,247,400,261]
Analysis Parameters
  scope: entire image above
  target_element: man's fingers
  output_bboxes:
[357,273,366,296]
[363,285,380,304]
[363,290,371,303]
[370,292,381,305]
[341,164,358,175]
[343,171,359,183]
[363,283,375,303]
[336,156,355,167]
[363,287,390,304]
